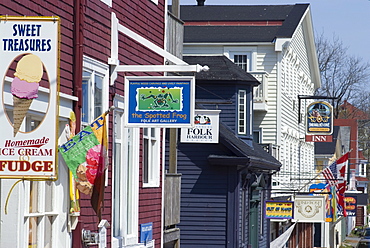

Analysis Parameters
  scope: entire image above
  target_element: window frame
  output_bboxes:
[82,55,109,126]
[112,97,140,247]
[142,128,160,188]
[253,128,262,143]
[16,118,71,248]
[238,90,247,135]
[359,163,366,177]
[224,46,257,72]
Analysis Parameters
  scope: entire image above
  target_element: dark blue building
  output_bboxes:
[170,56,281,247]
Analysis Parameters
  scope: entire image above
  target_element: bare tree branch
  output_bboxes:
[315,32,370,118]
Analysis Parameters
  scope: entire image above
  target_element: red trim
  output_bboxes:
[184,21,283,26]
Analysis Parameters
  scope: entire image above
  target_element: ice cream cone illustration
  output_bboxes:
[11,54,43,136]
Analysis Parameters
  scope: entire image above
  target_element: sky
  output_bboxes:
[171,0,370,63]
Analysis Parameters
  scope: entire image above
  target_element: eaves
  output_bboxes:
[208,154,281,172]
[184,42,274,46]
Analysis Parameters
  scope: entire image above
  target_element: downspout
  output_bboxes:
[72,0,84,246]
[73,0,84,133]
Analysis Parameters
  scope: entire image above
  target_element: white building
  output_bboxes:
[180,3,321,192]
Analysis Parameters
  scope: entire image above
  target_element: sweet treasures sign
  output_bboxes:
[0,16,60,179]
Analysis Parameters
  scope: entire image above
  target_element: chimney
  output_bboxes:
[197,0,205,6]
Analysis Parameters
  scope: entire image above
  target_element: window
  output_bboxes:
[238,90,247,135]
[82,56,108,125]
[234,54,248,71]
[26,180,57,248]
[359,163,366,177]
[143,128,160,187]
[112,101,140,247]
[19,119,69,248]
[224,46,257,72]
[253,129,262,143]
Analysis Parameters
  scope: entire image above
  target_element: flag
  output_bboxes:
[58,111,81,214]
[331,186,338,221]
[322,152,349,217]
[59,112,108,220]
[322,183,333,222]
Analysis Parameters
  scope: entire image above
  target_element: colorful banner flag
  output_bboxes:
[59,113,108,219]
[58,111,80,214]
[322,152,349,217]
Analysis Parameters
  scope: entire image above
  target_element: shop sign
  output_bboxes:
[305,135,332,142]
[347,192,367,205]
[306,101,333,135]
[339,195,357,217]
[0,16,60,179]
[265,201,294,219]
[124,76,194,127]
[140,222,153,244]
[180,109,221,143]
[293,195,326,223]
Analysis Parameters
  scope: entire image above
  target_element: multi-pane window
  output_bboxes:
[21,118,70,248]
[238,90,247,135]
[82,72,103,123]
[224,47,256,72]
[359,163,366,177]
[26,180,56,248]
[234,55,248,71]
[82,56,108,125]
[143,128,160,187]
[113,106,139,247]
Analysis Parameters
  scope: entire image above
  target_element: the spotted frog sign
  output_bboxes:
[124,76,195,127]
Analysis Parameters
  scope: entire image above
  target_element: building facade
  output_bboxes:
[180,3,321,193]
[180,3,322,247]
[173,55,281,247]
[0,0,172,247]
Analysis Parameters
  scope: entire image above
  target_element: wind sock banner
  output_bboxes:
[59,114,108,197]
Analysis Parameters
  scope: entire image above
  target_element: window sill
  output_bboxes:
[142,183,160,188]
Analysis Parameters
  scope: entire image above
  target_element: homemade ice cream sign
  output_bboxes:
[0,16,60,179]
[124,76,195,127]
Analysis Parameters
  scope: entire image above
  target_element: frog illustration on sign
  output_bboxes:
[140,89,179,109]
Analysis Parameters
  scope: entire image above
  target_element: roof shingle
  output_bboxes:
[179,4,309,43]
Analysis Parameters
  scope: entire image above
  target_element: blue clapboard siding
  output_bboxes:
[172,80,254,247]
[195,82,253,136]
[175,140,239,247]
[196,82,237,127]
